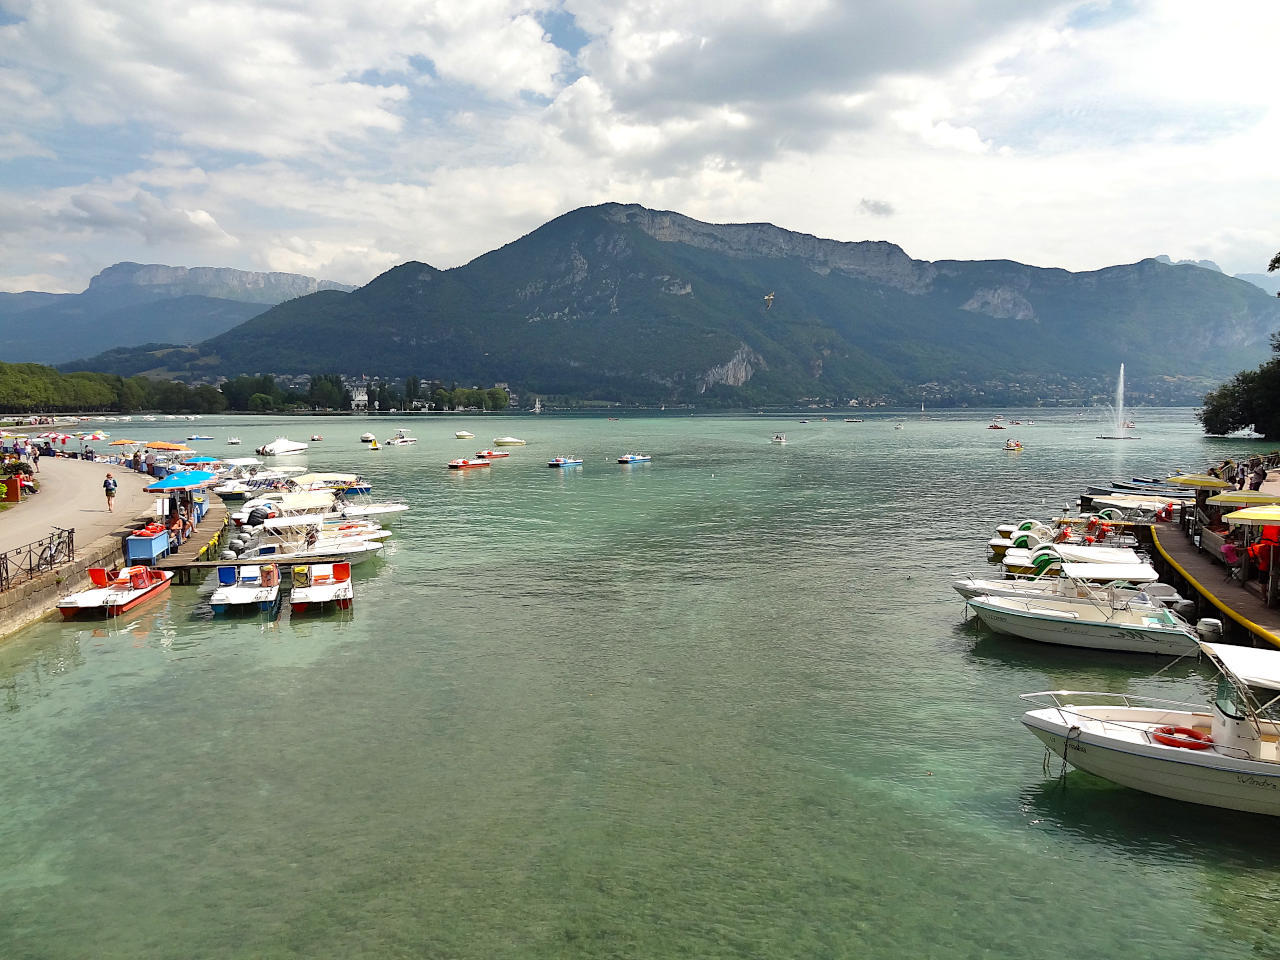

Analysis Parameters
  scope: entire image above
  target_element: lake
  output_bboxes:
[2,409,1277,959]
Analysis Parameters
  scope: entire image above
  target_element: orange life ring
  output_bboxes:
[1152,725,1213,750]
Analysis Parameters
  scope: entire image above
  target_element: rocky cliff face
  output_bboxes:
[600,204,936,293]
[86,262,355,303]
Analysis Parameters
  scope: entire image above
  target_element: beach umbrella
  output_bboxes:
[1224,505,1280,527]
[146,441,195,451]
[1165,473,1232,490]
[109,438,142,446]
[1207,491,1280,507]
[181,456,220,464]
[145,470,217,491]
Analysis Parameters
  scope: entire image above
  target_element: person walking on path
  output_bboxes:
[103,472,117,512]
[30,445,39,473]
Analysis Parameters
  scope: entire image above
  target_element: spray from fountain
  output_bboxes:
[1114,363,1126,435]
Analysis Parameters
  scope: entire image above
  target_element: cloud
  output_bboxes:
[859,198,894,217]
[61,190,237,247]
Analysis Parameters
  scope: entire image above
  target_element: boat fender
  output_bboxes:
[1151,726,1213,750]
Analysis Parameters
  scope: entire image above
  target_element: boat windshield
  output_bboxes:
[1217,675,1280,721]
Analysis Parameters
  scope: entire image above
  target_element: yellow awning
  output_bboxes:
[1224,505,1280,527]
[1207,491,1280,506]
[1166,473,1232,490]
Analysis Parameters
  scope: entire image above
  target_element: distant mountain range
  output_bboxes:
[53,205,1280,406]
[0,262,354,364]
[1154,254,1280,296]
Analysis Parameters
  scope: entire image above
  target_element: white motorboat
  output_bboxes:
[618,453,652,463]
[1018,637,1280,816]
[455,430,475,439]
[209,564,282,615]
[965,593,1201,656]
[255,436,308,456]
[771,434,786,444]
[57,566,174,618]
[952,571,1183,607]
[385,428,417,445]
[360,432,376,443]
[226,437,242,445]
[288,562,354,613]
[493,436,526,446]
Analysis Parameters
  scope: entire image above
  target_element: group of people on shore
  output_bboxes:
[1212,457,1271,491]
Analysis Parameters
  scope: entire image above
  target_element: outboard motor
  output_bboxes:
[1196,618,1224,643]
[220,550,237,561]
[1170,599,1197,620]
[247,506,272,527]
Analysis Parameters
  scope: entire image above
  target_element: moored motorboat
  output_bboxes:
[965,592,1201,656]
[618,453,651,464]
[455,430,475,439]
[385,428,417,445]
[475,449,509,459]
[1015,637,1280,816]
[493,436,526,446]
[256,436,308,456]
[310,434,324,442]
[548,456,583,467]
[57,566,174,618]
[226,437,242,445]
[289,562,354,613]
[448,458,490,470]
[360,432,376,443]
[987,422,1006,430]
[187,434,214,440]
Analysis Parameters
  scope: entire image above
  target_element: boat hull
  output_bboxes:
[968,598,1198,655]
[58,574,172,618]
[1023,708,1280,816]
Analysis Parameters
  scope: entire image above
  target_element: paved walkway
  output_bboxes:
[0,457,156,555]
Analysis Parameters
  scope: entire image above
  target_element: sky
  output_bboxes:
[1,0,1277,294]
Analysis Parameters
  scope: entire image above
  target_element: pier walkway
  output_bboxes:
[155,501,230,583]
[1151,524,1280,648]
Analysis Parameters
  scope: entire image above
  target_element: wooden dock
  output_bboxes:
[1149,524,1280,648]
[155,501,231,584]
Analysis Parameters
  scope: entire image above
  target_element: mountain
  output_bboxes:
[1236,273,1280,297]
[65,204,1280,406]
[1,262,355,364]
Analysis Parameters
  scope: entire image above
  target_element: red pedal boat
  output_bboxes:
[57,566,173,618]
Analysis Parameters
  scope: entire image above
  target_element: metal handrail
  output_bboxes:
[0,526,75,592]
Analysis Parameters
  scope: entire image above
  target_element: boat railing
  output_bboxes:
[1021,690,1204,713]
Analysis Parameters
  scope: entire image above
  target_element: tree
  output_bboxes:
[485,388,509,411]
[248,392,275,412]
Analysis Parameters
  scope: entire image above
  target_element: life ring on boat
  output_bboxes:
[1155,503,1174,522]
[1152,726,1213,750]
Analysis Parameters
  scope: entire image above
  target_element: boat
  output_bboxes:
[360,432,376,443]
[771,434,787,444]
[209,564,282,615]
[384,429,416,445]
[475,449,509,459]
[1002,543,1145,577]
[952,571,1185,609]
[187,434,214,440]
[965,592,1200,656]
[57,566,174,618]
[448,458,490,470]
[289,562,354,614]
[1004,439,1023,450]
[845,418,863,423]
[987,422,1007,430]
[226,437,242,445]
[255,437,308,456]
[288,472,373,496]
[310,434,324,442]
[548,456,583,467]
[455,430,475,439]
[893,422,904,430]
[493,436,526,446]
[1014,636,1280,816]
[618,453,652,464]
[532,399,543,414]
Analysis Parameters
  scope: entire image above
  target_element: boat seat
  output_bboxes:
[333,562,351,582]
[240,565,261,583]
[89,568,110,587]
[217,566,237,586]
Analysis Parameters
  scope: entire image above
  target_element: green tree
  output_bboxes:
[248,392,275,412]
[485,388,509,410]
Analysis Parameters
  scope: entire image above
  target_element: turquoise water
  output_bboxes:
[3,410,1280,958]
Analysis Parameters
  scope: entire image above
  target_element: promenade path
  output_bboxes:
[0,457,156,555]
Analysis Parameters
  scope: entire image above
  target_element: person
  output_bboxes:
[1237,462,1248,490]
[103,472,117,512]
[1250,463,1268,491]
[30,445,39,473]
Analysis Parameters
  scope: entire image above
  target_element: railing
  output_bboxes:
[0,526,75,592]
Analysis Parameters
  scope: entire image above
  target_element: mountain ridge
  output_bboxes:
[57,203,1280,406]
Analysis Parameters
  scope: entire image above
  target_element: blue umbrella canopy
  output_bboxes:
[145,470,216,491]
[181,456,220,464]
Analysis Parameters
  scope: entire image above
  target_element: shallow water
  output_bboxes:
[2,409,1279,959]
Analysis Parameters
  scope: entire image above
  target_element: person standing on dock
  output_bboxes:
[1250,462,1268,491]
[103,472,117,512]
[1237,462,1248,490]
